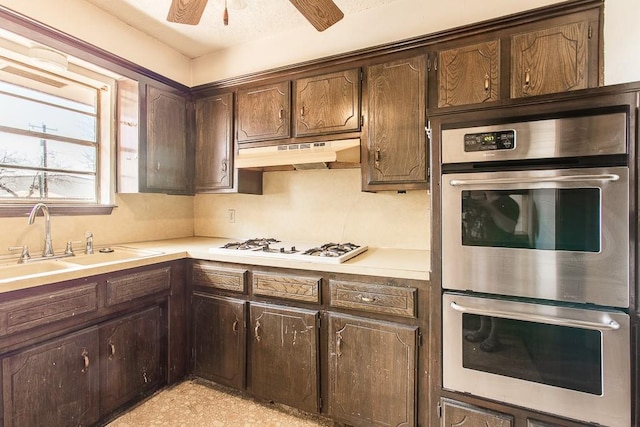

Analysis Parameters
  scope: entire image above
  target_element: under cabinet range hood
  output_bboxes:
[235,139,360,169]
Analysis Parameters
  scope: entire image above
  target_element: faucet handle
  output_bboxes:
[65,240,82,256]
[8,246,31,263]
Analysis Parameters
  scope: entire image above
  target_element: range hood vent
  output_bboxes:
[236,139,360,169]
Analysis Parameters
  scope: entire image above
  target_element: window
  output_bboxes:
[0,28,117,213]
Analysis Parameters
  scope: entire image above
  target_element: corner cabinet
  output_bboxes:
[363,55,428,192]
[144,85,191,194]
[293,69,361,137]
[236,82,291,143]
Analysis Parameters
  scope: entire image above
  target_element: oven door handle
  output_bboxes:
[449,301,621,331]
[448,174,620,186]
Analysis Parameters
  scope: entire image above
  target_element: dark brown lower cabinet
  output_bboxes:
[100,306,164,415]
[440,398,513,427]
[327,313,418,427]
[192,293,246,389]
[2,327,100,427]
[248,302,319,413]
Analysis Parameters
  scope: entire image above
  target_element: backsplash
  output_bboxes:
[194,168,431,250]
[0,193,194,258]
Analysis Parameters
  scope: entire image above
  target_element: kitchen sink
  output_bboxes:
[66,246,162,265]
[0,259,77,281]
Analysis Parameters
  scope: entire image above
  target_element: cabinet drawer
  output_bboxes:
[106,267,171,306]
[0,283,98,336]
[329,281,416,318]
[252,272,320,303]
[192,263,247,293]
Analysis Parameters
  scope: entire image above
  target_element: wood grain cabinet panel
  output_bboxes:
[249,303,319,413]
[0,283,98,336]
[438,40,500,107]
[100,307,164,415]
[195,93,233,192]
[329,280,416,318]
[236,82,290,143]
[511,21,590,98]
[2,327,100,427]
[440,398,513,427]
[328,313,418,427]
[364,55,427,191]
[192,263,247,293]
[294,69,361,136]
[106,267,171,306]
[145,85,190,193]
[192,293,246,389]
[252,272,320,303]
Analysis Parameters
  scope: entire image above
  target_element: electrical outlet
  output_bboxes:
[228,209,235,223]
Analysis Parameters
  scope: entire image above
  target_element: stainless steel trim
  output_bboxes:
[442,293,631,427]
[441,112,627,164]
[450,301,621,331]
[449,173,620,186]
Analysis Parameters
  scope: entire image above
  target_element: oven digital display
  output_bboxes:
[464,130,515,152]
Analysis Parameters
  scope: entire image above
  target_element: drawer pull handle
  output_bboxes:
[336,332,343,357]
[484,74,490,93]
[524,68,531,92]
[358,294,379,303]
[232,320,238,333]
[254,320,261,342]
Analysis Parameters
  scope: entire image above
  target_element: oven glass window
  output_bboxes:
[462,313,602,395]
[461,189,600,251]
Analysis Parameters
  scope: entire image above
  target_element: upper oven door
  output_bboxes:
[441,166,629,307]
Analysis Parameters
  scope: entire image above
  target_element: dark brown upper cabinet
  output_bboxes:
[362,55,428,192]
[144,85,191,194]
[293,68,361,137]
[511,15,596,98]
[436,40,500,107]
[236,82,291,143]
[195,93,233,192]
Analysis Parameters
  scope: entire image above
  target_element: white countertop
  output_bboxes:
[0,237,430,294]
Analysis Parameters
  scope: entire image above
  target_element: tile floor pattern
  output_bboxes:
[107,378,336,427]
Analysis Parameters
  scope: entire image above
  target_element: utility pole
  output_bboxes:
[28,122,57,198]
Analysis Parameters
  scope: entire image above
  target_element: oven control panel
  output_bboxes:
[464,130,515,152]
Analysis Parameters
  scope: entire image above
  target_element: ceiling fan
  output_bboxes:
[167,0,344,32]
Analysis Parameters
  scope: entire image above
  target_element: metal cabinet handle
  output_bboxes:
[81,349,90,372]
[336,332,343,357]
[254,320,261,342]
[374,148,381,166]
[109,342,116,357]
[524,68,531,91]
[278,108,284,120]
[358,294,379,303]
[484,74,490,93]
[232,320,238,333]
[300,106,305,117]
[156,161,161,171]
[221,160,228,172]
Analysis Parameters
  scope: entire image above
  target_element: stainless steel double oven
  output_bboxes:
[439,97,634,427]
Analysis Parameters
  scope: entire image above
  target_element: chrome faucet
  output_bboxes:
[85,231,94,255]
[27,203,54,257]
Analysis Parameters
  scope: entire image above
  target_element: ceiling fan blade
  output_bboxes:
[167,0,209,25]
[289,0,344,32]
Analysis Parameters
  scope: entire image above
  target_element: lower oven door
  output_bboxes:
[442,292,630,427]
[441,166,629,307]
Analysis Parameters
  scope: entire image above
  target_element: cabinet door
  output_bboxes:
[249,302,319,413]
[437,40,500,107]
[2,327,100,427]
[364,55,427,191]
[195,93,233,192]
[145,85,190,193]
[236,82,290,143]
[328,313,417,427]
[440,398,513,427]
[511,20,590,98]
[294,69,361,136]
[100,307,164,415]
[192,293,246,389]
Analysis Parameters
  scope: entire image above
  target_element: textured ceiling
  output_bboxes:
[82,0,399,58]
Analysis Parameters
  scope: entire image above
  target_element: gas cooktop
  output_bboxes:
[209,238,368,264]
